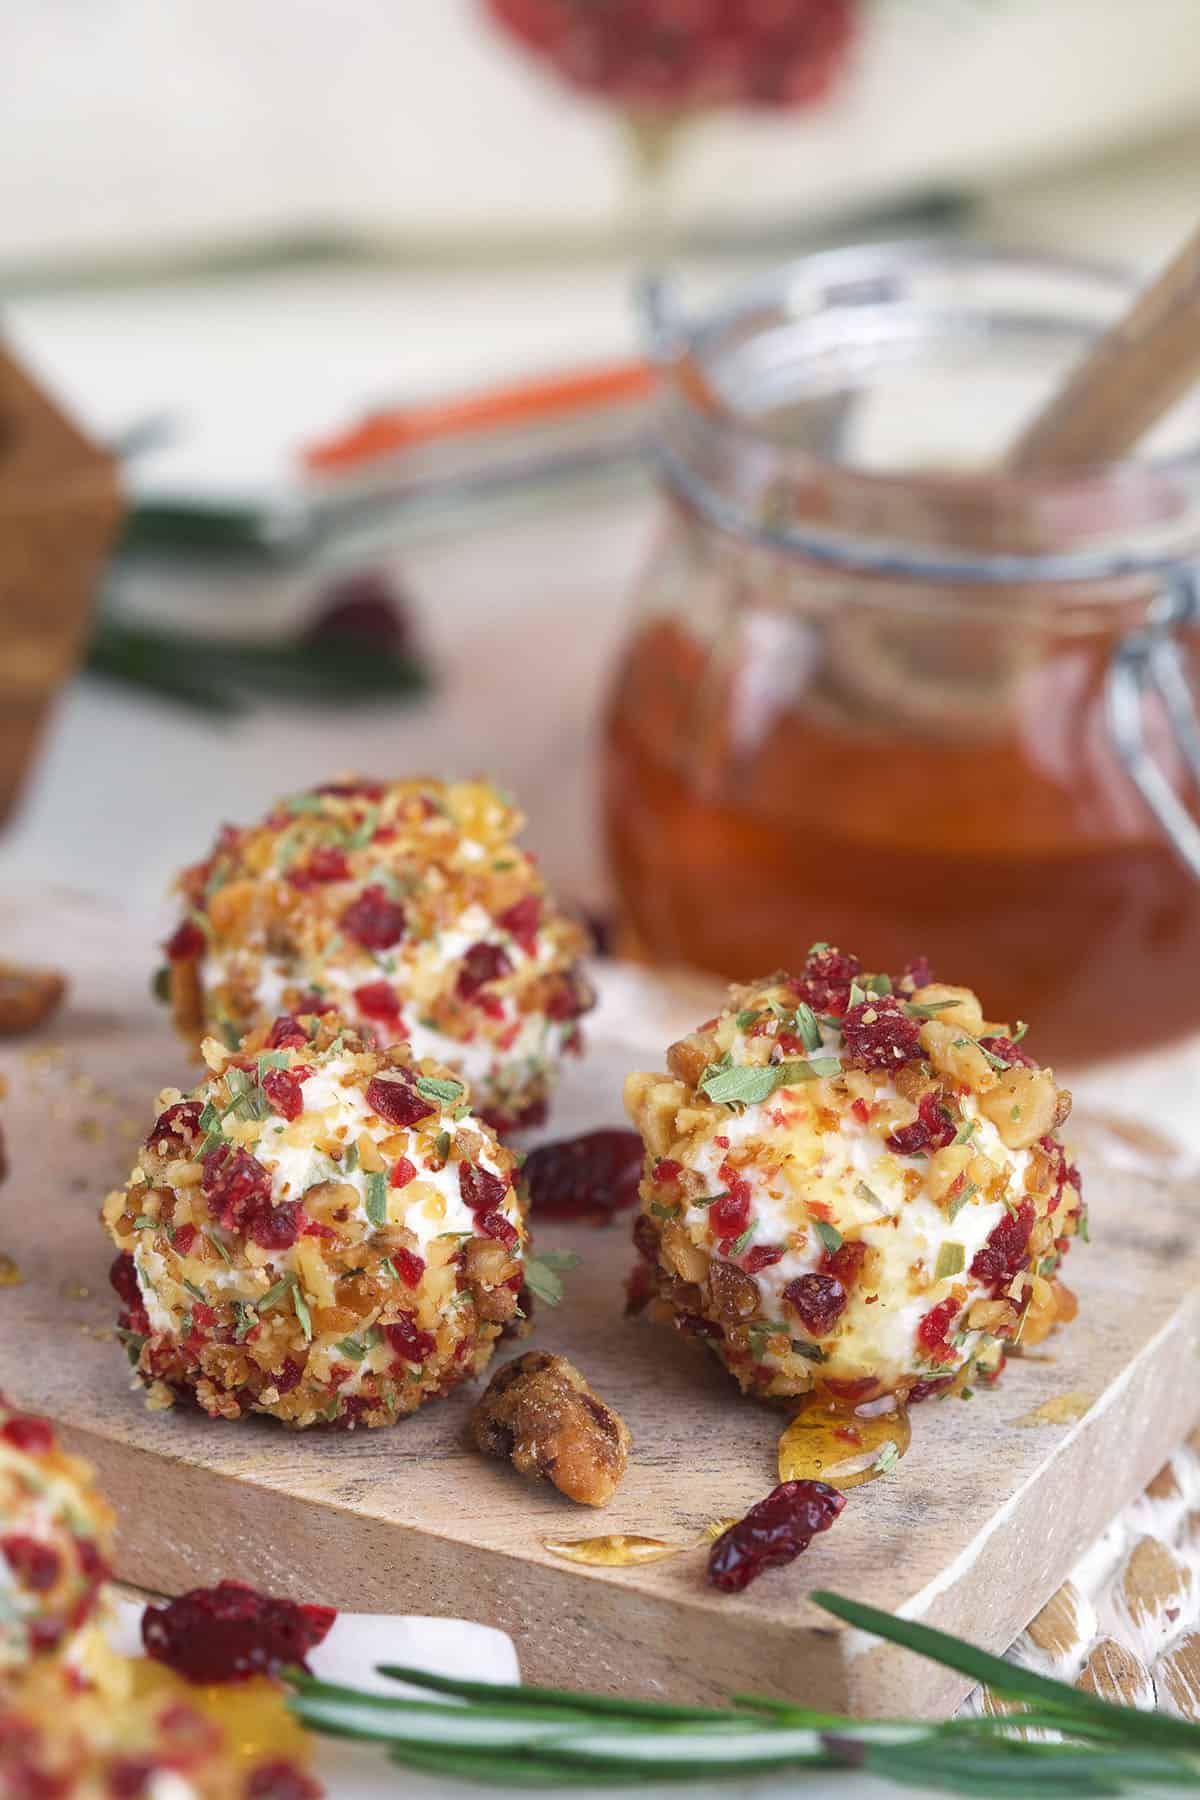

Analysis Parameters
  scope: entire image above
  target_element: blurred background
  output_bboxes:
[6,0,1200,1072]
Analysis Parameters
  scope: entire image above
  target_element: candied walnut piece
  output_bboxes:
[471,1351,631,1507]
[0,962,66,1036]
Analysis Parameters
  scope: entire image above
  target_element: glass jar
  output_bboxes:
[603,243,1200,1067]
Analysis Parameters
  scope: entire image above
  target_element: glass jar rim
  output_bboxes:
[644,240,1200,588]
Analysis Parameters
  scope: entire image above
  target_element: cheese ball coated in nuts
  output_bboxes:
[103,1014,529,1429]
[161,777,594,1133]
[0,1400,113,1679]
[623,947,1084,1405]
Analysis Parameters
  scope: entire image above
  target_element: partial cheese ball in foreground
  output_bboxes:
[624,948,1084,1405]
[162,777,594,1133]
[0,1400,113,1680]
[103,1014,528,1429]
[1,1654,319,1800]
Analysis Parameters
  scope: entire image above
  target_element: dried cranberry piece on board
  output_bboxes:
[141,1580,335,1683]
[522,1130,643,1222]
[708,1480,845,1592]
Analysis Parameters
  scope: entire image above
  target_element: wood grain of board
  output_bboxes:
[1,891,1198,1717]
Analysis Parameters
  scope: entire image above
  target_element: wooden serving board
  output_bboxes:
[2,890,1199,1719]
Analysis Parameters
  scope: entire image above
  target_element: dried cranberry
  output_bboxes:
[908,1375,954,1404]
[247,1203,302,1251]
[389,1156,416,1190]
[710,1188,750,1242]
[789,945,861,1013]
[389,1246,425,1287]
[632,1213,659,1264]
[916,1296,961,1361]
[486,0,856,113]
[288,845,350,889]
[902,955,933,990]
[480,1211,519,1250]
[456,941,512,1001]
[497,895,541,956]
[354,980,403,1028]
[742,1243,785,1274]
[172,1224,197,1255]
[146,1100,203,1154]
[141,1580,335,1684]
[2,1536,61,1592]
[164,918,205,960]
[676,1313,722,1338]
[341,885,406,951]
[821,1238,867,1288]
[653,1158,681,1184]
[480,1094,548,1136]
[840,996,922,1069]
[201,1146,273,1231]
[885,1091,956,1156]
[365,1073,434,1128]
[108,1757,156,1799]
[272,1360,304,1395]
[971,1199,1035,1289]
[522,1129,644,1222]
[708,1480,845,1593]
[316,777,386,801]
[460,1161,509,1213]
[262,1068,305,1123]
[783,1272,847,1336]
[108,1252,142,1314]
[979,1035,1037,1070]
[1039,1136,1081,1215]
[267,1015,308,1050]
[245,1762,323,1800]
[544,970,591,1021]
[383,1316,436,1364]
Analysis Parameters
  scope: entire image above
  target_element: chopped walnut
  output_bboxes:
[0,962,66,1036]
[471,1351,631,1507]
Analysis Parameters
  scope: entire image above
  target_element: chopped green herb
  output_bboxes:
[188,908,215,942]
[257,1050,289,1077]
[365,1171,389,1228]
[1077,1207,1090,1243]
[794,1003,822,1053]
[258,1278,292,1312]
[346,804,380,849]
[162,1220,176,1247]
[648,1202,677,1220]
[232,1301,256,1342]
[204,1228,231,1266]
[342,1142,359,1174]
[790,1340,828,1363]
[291,1283,313,1342]
[904,999,960,1020]
[952,1118,977,1146]
[690,1192,729,1209]
[934,1242,965,1281]
[337,1337,367,1362]
[1012,1021,1029,1043]
[133,1214,158,1231]
[379,1257,400,1282]
[813,1219,843,1254]
[866,973,892,996]
[286,792,326,814]
[728,1225,756,1257]
[806,940,831,956]
[734,1008,762,1030]
[115,1327,145,1366]
[434,1130,451,1162]
[854,1181,888,1215]
[523,1250,579,1307]
[873,1440,900,1476]
[847,980,867,1010]
[699,1058,839,1107]
[178,1310,193,1338]
[150,966,170,1003]
[416,1074,465,1105]
[946,1181,979,1223]
[182,1278,208,1302]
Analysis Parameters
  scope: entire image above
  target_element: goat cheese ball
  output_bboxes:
[624,948,1084,1404]
[0,1399,113,1679]
[161,777,594,1133]
[103,1014,528,1429]
[0,1654,319,1800]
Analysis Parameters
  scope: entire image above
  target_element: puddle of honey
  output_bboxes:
[1013,1391,1094,1428]
[543,1534,686,1567]
[778,1393,911,1489]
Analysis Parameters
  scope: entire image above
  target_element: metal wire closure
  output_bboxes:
[1107,573,1200,879]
